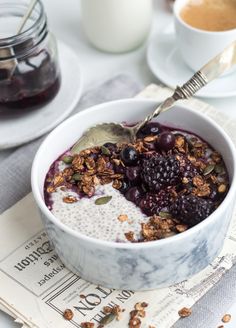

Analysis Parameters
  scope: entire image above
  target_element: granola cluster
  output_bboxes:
[97,305,123,327]
[141,215,187,242]
[62,305,232,327]
[46,145,124,198]
[129,302,149,328]
[45,123,229,242]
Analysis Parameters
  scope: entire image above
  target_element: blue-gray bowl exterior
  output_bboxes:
[38,200,234,291]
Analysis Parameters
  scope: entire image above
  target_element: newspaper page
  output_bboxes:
[1,85,236,328]
[0,193,236,328]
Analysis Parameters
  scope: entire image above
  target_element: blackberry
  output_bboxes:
[180,158,199,179]
[170,194,214,227]
[139,190,173,216]
[141,155,181,192]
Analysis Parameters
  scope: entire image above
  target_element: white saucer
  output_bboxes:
[0,40,83,149]
[147,25,236,99]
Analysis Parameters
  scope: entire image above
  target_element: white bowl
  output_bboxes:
[31,99,236,290]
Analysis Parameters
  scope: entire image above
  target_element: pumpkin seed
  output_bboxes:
[159,211,172,219]
[99,312,116,326]
[95,196,112,205]
[186,136,197,149]
[101,145,111,156]
[194,142,203,148]
[62,155,73,164]
[203,164,215,176]
[214,164,224,174]
[72,173,82,181]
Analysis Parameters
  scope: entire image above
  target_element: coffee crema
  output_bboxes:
[180,0,236,32]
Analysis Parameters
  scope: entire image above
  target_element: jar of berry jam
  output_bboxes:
[0,0,61,115]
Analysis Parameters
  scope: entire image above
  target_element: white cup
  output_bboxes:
[81,0,152,53]
[174,0,236,72]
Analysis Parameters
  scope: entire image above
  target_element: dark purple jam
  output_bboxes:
[44,122,229,240]
[0,49,60,115]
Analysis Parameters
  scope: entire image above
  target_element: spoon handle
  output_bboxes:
[135,41,236,133]
[133,71,207,133]
[17,0,38,34]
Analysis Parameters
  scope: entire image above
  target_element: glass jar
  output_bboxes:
[0,0,61,115]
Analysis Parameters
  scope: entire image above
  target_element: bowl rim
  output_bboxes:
[31,98,236,249]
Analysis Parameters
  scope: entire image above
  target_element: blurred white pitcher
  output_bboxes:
[81,0,153,53]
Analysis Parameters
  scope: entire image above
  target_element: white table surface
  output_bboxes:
[1,0,236,326]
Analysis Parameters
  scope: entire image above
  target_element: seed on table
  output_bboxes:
[222,313,231,323]
[99,312,116,326]
[81,322,95,328]
[178,307,192,318]
[63,308,74,320]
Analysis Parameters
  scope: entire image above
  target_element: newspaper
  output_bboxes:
[1,84,236,328]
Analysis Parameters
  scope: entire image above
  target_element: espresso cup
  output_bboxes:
[174,0,236,72]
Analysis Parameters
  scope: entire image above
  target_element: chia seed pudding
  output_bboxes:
[44,122,229,243]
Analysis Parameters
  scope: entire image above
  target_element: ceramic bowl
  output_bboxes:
[31,99,236,290]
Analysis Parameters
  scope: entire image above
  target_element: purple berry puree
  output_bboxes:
[0,49,60,115]
[44,122,229,242]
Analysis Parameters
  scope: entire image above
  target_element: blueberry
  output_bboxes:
[120,146,138,166]
[125,187,142,204]
[119,180,130,194]
[156,132,175,151]
[103,142,116,152]
[125,166,140,183]
[103,142,114,147]
[137,122,163,138]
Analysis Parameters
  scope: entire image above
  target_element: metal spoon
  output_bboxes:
[18,0,38,34]
[71,41,236,154]
[0,0,38,79]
